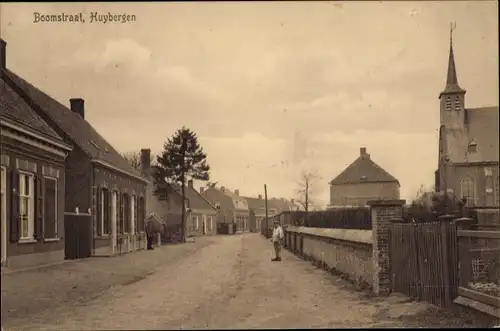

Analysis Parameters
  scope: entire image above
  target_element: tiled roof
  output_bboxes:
[329,154,399,185]
[0,75,62,141]
[185,186,217,212]
[443,107,499,164]
[3,69,143,178]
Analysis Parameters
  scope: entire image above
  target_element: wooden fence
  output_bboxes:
[389,220,458,308]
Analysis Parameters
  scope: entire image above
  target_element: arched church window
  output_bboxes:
[446,96,452,111]
[454,96,461,111]
[460,177,475,206]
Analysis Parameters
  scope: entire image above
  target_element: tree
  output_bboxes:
[123,151,155,172]
[295,168,321,225]
[406,185,467,222]
[153,127,210,242]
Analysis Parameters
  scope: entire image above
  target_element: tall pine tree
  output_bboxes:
[153,127,210,242]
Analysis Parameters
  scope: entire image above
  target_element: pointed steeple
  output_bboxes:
[440,22,465,98]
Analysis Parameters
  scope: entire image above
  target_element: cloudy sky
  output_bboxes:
[1,1,498,205]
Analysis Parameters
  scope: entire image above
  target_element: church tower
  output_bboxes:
[439,23,466,129]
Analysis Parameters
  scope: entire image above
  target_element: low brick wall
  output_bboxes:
[285,226,373,289]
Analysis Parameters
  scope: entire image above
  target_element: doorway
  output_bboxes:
[1,166,7,266]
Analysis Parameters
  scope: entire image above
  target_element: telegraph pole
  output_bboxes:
[264,184,269,237]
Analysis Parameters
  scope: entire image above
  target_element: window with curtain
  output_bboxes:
[461,177,475,206]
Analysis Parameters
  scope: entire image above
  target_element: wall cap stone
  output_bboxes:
[286,226,373,245]
[367,199,406,207]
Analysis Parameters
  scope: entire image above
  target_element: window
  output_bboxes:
[446,96,452,111]
[468,140,477,153]
[461,177,475,206]
[99,188,110,235]
[454,96,461,111]
[215,202,221,210]
[207,216,213,231]
[123,194,130,233]
[137,197,144,232]
[19,172,35,240]
[495,176,499,206]
[1,167,6,262]
[43,177,57,238]
[131,195,136,233]
[192,215,199,231]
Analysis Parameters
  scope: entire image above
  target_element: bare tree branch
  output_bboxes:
[295,168,321,213]
[123,151,155,171]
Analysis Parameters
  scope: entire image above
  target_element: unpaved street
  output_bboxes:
[1,233,487,330]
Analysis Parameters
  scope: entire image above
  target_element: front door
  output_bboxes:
[1,166,7,266]
[203,215,207,235]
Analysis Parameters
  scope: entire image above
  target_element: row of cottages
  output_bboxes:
[140,148,217,238]
[435,31,499,207]
[201,186,250,232]
[245,195,296,232]
[0,39,147,269]
[327,147,400,208]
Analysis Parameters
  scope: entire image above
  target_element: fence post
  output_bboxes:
[367,199,406,297]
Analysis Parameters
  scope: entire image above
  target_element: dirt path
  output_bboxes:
[1,233,490,330]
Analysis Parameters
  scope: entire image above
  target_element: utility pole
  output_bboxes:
[264,184,269,237]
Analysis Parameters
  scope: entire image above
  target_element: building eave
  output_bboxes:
[92,158,149,184]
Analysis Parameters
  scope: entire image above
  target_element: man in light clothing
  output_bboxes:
[271,220,284,261]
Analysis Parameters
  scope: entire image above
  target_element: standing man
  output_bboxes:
[271,220,284,261]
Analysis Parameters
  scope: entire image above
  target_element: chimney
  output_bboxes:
[221,186,225,193]
[360,147,370,159]
[258,194,262,199]
[188,179,193,188]
[200,187,204,194]
[0,39,6,69]
[70,98,85,119]
[235,189,239,196]
[140,148,151,176]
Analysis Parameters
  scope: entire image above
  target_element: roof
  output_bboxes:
[0,75,62,141]
[3,69,144,180]
[245,196,293,215]
[443,107,499,163]
[185,186,217,212]
[329,152,399,185]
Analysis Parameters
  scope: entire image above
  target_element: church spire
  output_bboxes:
[440,22,465,98]
[446,22,458,86]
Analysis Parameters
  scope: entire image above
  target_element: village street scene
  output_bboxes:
[0,1,499,330]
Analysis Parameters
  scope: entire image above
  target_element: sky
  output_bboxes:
[1,1,498,206]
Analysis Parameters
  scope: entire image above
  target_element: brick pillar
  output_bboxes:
[367,199,406,297]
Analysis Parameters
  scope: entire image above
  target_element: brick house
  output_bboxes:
[328,147,400,208]
[246,195,294,232]
[2,43,148,257]
[435,31,499,207]
[201,186,250,232]
[1,41,73,269]
[185,180,218,237]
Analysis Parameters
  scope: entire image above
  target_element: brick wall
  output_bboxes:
[367,199,405,296]
[330,182,400,207]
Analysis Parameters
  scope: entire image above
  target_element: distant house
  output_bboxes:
[201,186,250,232]
[328,147,400,208]
[140,148,218,238]
[245,195,294,232]
[1,40,73,269]
[185,180,218,236]
[140,148,184,236]
[3,40,148,258]
[435,31,499,207]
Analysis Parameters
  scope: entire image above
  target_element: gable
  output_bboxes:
[329,156,399,186]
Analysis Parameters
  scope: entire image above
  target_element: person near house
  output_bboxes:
[271,220,284,261]
[145,219,154,250]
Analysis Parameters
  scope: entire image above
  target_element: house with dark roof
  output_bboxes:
[1,39,73,269]
[435,30,499,208]
[1,39,148,258]
[328,147,400,208]
[140,148,218,239]
[245,195,295,232]
[201,186,250,232]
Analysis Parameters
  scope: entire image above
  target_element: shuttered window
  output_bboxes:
[43,177,57,238]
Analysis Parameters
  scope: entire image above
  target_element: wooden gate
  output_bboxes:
[389,220,458,308]
[64,213,92,260]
